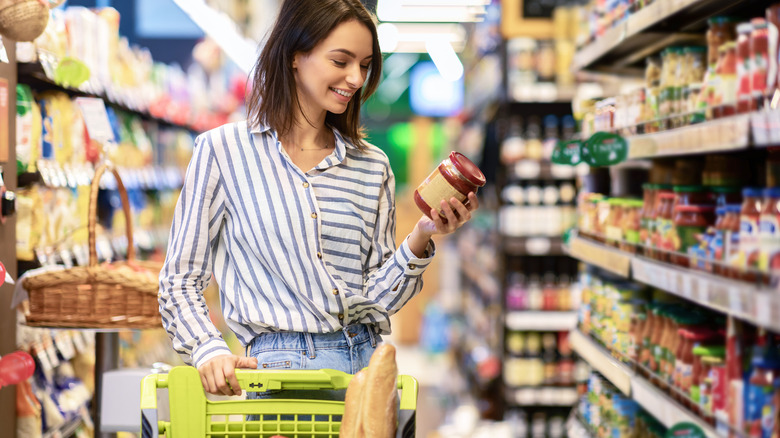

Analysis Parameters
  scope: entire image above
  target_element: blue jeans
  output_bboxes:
[245,324,380,402]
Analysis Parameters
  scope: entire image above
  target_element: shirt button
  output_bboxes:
[332,288,339,295]
[338,314,344,320]
[302,182,309,188]
[311,212,317,219]
[407,263,417,270]
[317,252,322,259]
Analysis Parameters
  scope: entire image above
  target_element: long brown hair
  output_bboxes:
[247,0,382,151]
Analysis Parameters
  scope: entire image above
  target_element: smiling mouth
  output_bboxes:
[330,87,353,98]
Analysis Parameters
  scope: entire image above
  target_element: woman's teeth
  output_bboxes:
[331,88,352,97]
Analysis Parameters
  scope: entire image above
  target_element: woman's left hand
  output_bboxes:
[415,192,479,237]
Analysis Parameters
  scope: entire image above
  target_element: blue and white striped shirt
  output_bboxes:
[158,121,435,368]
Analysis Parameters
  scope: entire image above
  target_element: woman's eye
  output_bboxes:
[333,60,346,67]
[360,64,369,70]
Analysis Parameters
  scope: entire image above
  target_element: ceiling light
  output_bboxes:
[425,39,463,82]
[378,23,466,53]
[377,0,486,22]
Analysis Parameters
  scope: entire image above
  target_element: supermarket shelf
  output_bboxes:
[506,387,578,407]
[505,311,577,331]
[630,257,780,333]
[18,62,196,131]
[507,159,582,181]
[569,330,632,395]
[567,234,780,333]
[503,236,565,256]
[569,330,718,437]
[572,0,768,72]
[566,235,631,277]
[627,114,751,159]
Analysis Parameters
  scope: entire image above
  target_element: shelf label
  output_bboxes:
[76,97,115,144]
[582,132,627,166]
[571,237,631,277]
[552,140,582,165]
[665,422,707,438]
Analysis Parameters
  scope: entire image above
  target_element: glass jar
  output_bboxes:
[414,151,486,220]
[710,185,742,207]
[707,17,738,68]
[737,22,754,114]
[751,18,769,110]
[758,187,780,274]
[740,187,764,280]
[766,5,780,102]
[655,192,677,261]
[672,205,716,267]
[714,42,738,119]
[683,46,708,85]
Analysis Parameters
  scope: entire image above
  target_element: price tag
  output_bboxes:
[756,293,772,327]
[526,237,551,255]
[75,97,115,144]
[728,286,745,316]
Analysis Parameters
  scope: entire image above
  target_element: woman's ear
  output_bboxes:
[292,53,299,70]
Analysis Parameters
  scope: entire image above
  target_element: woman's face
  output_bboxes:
[293,19,373,118]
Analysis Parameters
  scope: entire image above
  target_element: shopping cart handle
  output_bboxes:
[140,374,165,438]
[235,368,353,392]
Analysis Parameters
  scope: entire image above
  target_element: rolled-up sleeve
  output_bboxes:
[362,164,435,316]
[158,134,232,368]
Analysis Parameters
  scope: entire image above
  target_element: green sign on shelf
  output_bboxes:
[581,132,627,167]
[551,140,582,166]
[664,422,707,438]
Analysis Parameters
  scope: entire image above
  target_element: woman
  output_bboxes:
[158,0,479,397]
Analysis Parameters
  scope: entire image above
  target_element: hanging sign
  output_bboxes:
[664,422,707,438]
[551,140,582,166]
[581,132,627,167]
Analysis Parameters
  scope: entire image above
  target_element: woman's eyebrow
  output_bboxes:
[330,48,372,60]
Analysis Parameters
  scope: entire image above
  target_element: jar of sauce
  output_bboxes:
[701,356,724,425]
[414,151,485,220]
[673,185,709,209]
[710,185,742,207]
[737,22,754,114]
[758,186,780,274]
[655,192,677,261]
[740,188,764,281]
[692,343,726,414]
[707,17,738,68]
[746,347,780,438]
[720,204,742,278]
[767,5,780,104]
[672,205,716,267]
[641,184,658,254]
[714,42,738,119]
[751,18,769,110]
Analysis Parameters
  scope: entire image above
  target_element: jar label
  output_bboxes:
[417,171,466,215]
[680,362,693,391]
[758,214,780,271]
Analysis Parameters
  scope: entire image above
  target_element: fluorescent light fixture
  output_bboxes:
[172,0,258,74]
[378,23,467,53]
[425,38,463,82]
[400,0,490,5]
[377,0,487,22]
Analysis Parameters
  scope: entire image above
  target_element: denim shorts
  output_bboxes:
[245,324,380,402]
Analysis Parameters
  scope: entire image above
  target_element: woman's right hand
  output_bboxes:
[197,354,259,396]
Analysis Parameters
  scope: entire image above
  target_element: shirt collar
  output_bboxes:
[250,120,358,156]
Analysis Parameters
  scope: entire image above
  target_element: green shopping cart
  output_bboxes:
[140,366,417,438]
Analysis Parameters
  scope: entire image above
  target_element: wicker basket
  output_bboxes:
[23,164,163,329]
[0,0,49,42]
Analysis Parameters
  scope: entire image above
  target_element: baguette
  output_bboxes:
[360,343,398,438]
[340,369,366,438]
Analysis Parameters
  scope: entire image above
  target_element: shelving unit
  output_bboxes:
[506,387,579,407]
[572,0,778,73]
[567,234,780,333]
[569,330,718,437]
[505,311,577,332]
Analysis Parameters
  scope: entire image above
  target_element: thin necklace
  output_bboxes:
[299,140,334,151]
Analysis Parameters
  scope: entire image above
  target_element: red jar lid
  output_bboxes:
[450,152,486,188]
